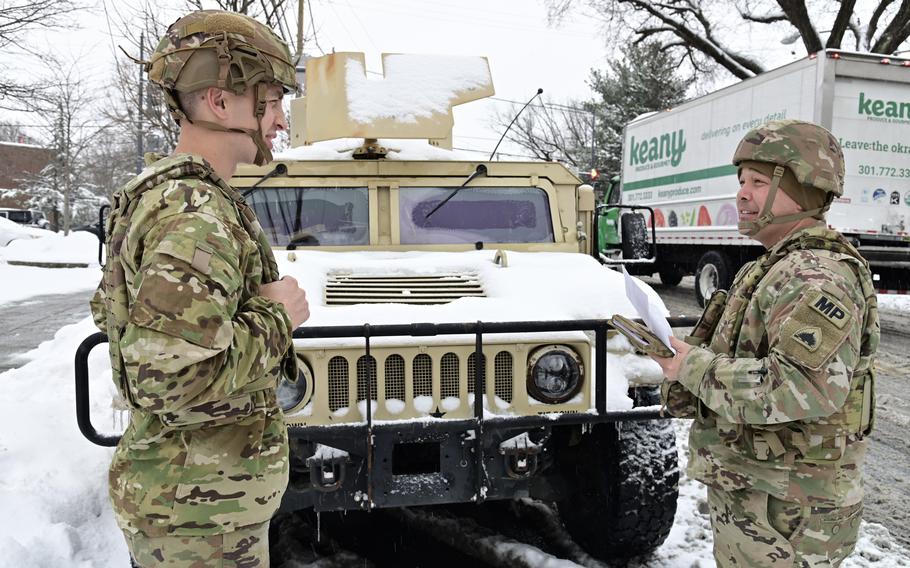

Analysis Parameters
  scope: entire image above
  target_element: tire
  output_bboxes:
[695,250,732,307]
[556,387,678,559]
[658,264,684,286]
[620,213,650,260]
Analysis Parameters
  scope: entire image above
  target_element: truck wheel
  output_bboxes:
[695,250,731,307]
[556,388,678,559]
[658,265,683,286]
[620,213,650,260]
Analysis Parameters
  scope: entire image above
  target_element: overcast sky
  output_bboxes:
[1,0,818,160]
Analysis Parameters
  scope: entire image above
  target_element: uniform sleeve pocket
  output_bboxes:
[129,231,241,350]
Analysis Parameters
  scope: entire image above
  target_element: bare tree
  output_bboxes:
[494,42,690,176]
[547,0,910,80]
[0,0,82,107]
[493,99,595,169]
[10,58,112,233]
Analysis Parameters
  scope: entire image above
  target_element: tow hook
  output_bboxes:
[306,445,350,492]
[499,432,542,479]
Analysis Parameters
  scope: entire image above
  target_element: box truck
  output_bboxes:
[599,50,910,305]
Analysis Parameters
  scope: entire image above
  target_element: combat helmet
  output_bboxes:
[732,119,844,236]
[144,10,297,165]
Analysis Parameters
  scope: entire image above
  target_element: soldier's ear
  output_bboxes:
[204,88,229,118]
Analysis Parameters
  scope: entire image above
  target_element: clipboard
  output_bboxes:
[609,314,675,358]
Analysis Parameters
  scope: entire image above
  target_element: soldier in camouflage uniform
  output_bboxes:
[90,10,309,567]
[653,120,879,567]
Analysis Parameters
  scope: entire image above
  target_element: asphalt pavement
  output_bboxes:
[0,290,93,373]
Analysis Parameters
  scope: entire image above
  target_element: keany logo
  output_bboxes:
[811,294,848,328]
[858,92,910,119]
[629,129,687,168]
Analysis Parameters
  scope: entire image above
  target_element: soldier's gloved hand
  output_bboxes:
[260,276,310,328]
[649,336,690,381]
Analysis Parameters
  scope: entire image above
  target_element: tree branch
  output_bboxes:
[627,0,763,78]
[827,0,857,48]
[872,0,910,53]
[867,0,896,46]
[775,0,823,53]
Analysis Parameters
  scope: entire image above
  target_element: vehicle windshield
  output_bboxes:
[246,185,554,246]
[247,187,369,247]
[399,186,554,244]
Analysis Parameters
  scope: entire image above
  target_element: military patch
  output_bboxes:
[808,291,849,329]
[792,326,821,352]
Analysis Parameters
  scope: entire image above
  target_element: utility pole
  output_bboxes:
[296,0,305,62]
[136,31,144,174]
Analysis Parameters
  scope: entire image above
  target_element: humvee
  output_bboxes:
[76,53,692,560]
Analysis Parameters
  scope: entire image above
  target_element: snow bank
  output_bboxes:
[878,294,910,313]
[0,224,101,306]
[0,217,48,247]
[0,228,99,265]
[0,317,127,568]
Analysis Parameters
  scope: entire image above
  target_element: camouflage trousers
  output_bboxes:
[707,487,862,567]
[126,521,270,568]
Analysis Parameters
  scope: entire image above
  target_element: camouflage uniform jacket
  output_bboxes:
[90,153,295,537]
[673,224,878,507]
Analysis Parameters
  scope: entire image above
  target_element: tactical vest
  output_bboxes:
[98,154,297,412]
[685,228,877,463]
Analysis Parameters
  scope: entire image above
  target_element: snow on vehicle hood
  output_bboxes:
[279,249,668,350]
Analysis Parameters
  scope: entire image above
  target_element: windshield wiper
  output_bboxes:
[241,163,287,198]
[424,164,488,220]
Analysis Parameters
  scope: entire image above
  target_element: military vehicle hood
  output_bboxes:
[279,249,667,349]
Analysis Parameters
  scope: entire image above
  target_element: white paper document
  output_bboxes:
[621,267,675,355]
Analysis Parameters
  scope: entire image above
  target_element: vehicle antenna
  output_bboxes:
[242,163,288,198]
[488,88,543,161]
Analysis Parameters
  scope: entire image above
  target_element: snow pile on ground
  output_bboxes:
[878,294,910,312]
[275,137,474,161]
[0,316,126,568]
[0,228,99,265]
[0,217,48,247]
[0,224,101,305]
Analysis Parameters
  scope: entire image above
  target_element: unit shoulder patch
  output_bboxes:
[777,288,855,371]
[792,326,821,352]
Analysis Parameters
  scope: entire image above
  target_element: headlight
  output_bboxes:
[277,356,314,412]
[526,346,583,404]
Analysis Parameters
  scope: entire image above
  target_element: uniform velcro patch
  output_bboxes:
[809,291,849,329]
[777,289,854,371]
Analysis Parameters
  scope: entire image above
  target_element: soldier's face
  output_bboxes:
[738,167,803,246]
[258,83,288,151]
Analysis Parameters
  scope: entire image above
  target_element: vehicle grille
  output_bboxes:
[324,273,485,305]
[323,347,515,415]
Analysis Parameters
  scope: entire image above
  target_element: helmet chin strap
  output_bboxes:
[738,165,830,236]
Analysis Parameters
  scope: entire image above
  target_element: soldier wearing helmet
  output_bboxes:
[90,10,309,566]
[652,120,879,567]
